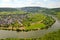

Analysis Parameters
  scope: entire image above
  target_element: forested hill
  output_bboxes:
[51,8,60,12]
[20,7,48,13]
[20,7,60,13]
[0,7,48,12]
[0,8,18,12]
[0,7,60,14]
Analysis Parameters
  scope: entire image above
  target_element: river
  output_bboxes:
[0,15,60,39]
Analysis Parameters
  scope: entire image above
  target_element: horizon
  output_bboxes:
[0,6,59,9]
[0,0,60,8]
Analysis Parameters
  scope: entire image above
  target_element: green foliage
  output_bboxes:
[25,23,46,30]
[0,12,55,31]
[0,8,55,31]
[0,11,26,15]
[56,12,60,20]
[40,29,60,40]
[43,16,54,25]
[22,13,55,30]
[27,13,46,22]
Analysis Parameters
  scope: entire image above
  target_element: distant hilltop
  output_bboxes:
[0,7,60,13]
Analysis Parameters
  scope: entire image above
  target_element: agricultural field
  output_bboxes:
[0,12,55,31]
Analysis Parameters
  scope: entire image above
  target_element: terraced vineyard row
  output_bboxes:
[0,12,55,31]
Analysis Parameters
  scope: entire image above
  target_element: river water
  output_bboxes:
[0,15,60,39]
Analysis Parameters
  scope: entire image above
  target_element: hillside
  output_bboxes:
[20,7,48,13]
[0,7,59,31]
[0,8,18,12]
[0,7,56,31]
[0,7,60,14]
[19,7,60,20]
[0,7,60,20]
[20,7,60,15]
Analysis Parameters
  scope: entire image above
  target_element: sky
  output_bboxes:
[0,0,60,8]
